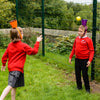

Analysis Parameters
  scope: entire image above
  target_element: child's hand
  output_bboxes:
[69,58,72,64]
[37,35,42,42]
[86,61,91,67]
[1,66,6,71]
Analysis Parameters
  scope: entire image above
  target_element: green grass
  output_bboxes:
[35,51,75,72]
[0,49,100,100]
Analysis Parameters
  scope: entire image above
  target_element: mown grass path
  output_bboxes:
[0,49,100,100]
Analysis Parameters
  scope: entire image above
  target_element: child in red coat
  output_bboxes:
[69,19,94,93]
[0,20,42,100]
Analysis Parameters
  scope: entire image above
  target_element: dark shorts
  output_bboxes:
[8,71,24,88]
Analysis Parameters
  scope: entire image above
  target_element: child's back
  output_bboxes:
[2,40,39,73]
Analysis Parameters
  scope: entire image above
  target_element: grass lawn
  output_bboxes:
[0,49,100,100]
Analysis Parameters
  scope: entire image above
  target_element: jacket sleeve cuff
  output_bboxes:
[69,58,71,59]
[69,56,72,59]
[89,59,92,63]
[2,63,6,66]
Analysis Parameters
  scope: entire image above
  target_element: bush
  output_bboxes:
[0,34,10,48]
[22,34,37,47]
[33,17,42,28]
[0,0,16,28]
[95,57,100,82]
[21,28,37,46]
[0,31,37,49]
[46,34,76,55]
[96,41,100,57]
[95,41,100,82]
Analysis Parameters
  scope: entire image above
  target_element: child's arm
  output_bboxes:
[25,35,42,55]
[88,39,94,62]
[86,39,94,67]
[1,48,8,70]
[1,66,6,71]
[69,39,76,64]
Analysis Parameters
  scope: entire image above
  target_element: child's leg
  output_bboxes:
[11,88,16,100]
[81,59,90,92]
[0,85,12,100]
[75,59,82,89]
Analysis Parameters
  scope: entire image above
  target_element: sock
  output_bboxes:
[0,97,2,100]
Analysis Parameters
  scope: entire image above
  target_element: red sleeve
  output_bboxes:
[87,39,94,62]
[69,39,76,59]
[2,48,8,66]
[25,41,40,55]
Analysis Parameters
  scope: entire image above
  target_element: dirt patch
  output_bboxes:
[90,81,100,93]
[64,72,100,93]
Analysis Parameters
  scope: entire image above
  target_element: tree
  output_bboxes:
[8,0,15,3]
[44,0,75,30]
[0,0,15,28]
[60,8,74,30]
[17,0,41,27]
[97,3,100,30]
[67,2,83,15]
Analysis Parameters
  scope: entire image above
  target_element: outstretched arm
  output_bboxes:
[25,35,42,55]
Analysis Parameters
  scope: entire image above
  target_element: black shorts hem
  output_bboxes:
[8,71,24,88]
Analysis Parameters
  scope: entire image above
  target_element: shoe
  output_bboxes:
[86,89,90,93]
[76,87,82,90]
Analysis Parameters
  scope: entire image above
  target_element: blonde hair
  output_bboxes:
[10,27,22,42]
[79,25,88,32]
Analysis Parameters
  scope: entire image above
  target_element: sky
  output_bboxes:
[64,0,100,5]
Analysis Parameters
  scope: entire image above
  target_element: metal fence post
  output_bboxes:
[91,0,97,80]
[42,0,45,56]
[16,0,18,25]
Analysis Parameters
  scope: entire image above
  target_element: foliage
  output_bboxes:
[47,34,76,55]
[60,8,74,30]
[0,34,10,48]
[96,41,100,57]
[0,31,37,49]
[8,0,15,3]
[0,0,100,31]
[67,2,83,15]
[0,0,16,28]
[95,41,100,82]
[97,3,100,31]
[0,49,100,99]
[18,0,41,27]
[33,17,42,28]
[76,5,93,31]
[22,34,37,47]
[95,57,100,82]
[44,0,75,30]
